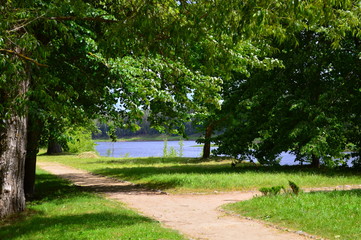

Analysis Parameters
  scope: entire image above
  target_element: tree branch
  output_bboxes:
[8,14,45,32]
[0,49,48,67]
[46,16,118,23]
[88,52,109,67]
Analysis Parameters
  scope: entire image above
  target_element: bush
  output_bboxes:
[288,180,301,195]
[259,186,285,196]
[259,181,302,196]
[66,127,95,153]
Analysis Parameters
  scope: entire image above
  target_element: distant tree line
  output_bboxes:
[92,120,199,139]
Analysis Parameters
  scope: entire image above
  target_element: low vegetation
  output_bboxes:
[0,169,185,240]
[38,154,361,193]
[224,190,361,240]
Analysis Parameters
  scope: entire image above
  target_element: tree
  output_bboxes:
[0,0,228,218]
[215,30,361,167]
[208,0,361,166]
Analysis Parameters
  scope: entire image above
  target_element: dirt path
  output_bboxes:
[37,161,321,240]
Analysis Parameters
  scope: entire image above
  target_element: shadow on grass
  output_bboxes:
[31,172,86,202]
[0,171,155,239]
[0,212,153,240]
[90,164,361,191]
[87,156,222,166]
[308,189,361,196]
[92,164,361,180]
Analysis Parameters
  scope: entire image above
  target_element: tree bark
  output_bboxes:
[202,124,213,159]
[46,140,63,154]
[24,115,42,200]
[0,70,29,219]
[311,154,320,168]
[0,117,27,218]
[0,51,30,218]
[201,115,230,159]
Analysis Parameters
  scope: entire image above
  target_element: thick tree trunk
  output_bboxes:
[46,140,63,154]
[201,115,229,159]
[202,124,213,159]
[0,52,30,218]
[311,154,320,168]
[0,116,27,218]
[24,115,42,200]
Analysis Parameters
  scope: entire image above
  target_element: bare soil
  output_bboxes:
[38,161,359,240]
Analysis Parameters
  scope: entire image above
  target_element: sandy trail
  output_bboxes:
[38,161,317,240]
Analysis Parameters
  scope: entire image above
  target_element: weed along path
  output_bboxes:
[38,161,313,240]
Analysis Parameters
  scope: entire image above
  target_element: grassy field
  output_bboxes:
[0,169,185,240]
[7,155,360,240]
[224,190,361,240]
[38,154,361,193]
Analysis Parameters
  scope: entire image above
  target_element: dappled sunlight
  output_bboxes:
[0,169,185,240]
[91,163,361,193]
[38,155,361,193]
[83,156,232,166]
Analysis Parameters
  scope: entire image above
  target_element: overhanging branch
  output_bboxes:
[0,49,49,67]
[47,16,118,23]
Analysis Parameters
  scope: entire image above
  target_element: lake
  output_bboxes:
[94,141,299,165]
[95,140,206,158]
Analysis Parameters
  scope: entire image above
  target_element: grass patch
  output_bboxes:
[223,190,361,240]
[38,154,361,193]
[0,169,185,240]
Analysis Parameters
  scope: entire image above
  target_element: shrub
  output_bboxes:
[67,127,95,153]
[259,186,285,196]
[288,180,301,195]
[259,181,302,196]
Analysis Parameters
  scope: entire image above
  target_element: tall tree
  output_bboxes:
[1,0,249,217]
[207,0,361,165]
[215,30,361,167]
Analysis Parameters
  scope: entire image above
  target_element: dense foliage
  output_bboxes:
[215,31,361,166]
[0,0,224,216]
[93,119,199,139]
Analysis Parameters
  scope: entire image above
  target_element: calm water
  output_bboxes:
[95,141,206,158]
[95,141,299,165]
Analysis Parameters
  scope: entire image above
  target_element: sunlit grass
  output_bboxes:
[38,154,361,193]
[0,169,185,240]
[224,190,361,240]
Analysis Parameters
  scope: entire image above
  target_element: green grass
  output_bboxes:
[0,169,185,240]
[224,190,361,240]
[38,154,361,193]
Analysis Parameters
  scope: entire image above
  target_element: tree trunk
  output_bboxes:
[46,140,63,154]
[202,124,213,159]
[0,52,30,218]
[311,154,320,168]
[24,115,42,200]
[0,117,27,218]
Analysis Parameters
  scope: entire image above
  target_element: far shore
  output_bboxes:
[93,134,201,142]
